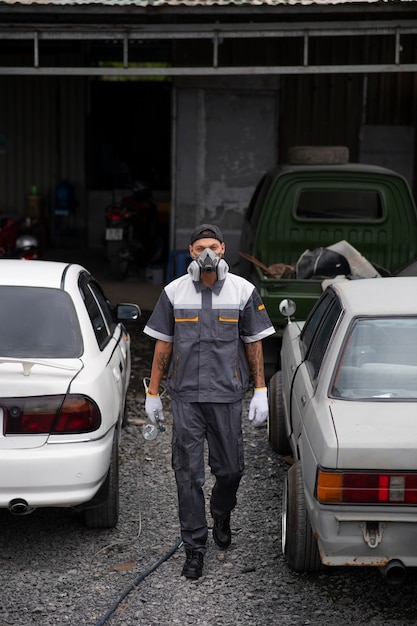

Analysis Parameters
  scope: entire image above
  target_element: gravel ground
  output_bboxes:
[1,315,417,626]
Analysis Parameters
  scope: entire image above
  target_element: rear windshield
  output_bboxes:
[296,190,383,220]
[0,286,83,358]
[332,317,417,400]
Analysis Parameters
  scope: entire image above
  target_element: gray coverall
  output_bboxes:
[144,269,275,553]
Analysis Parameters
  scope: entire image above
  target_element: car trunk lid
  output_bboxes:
[0,358,82,448]
[330,400,417,470]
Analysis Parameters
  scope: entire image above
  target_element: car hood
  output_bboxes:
[330,400,417,470]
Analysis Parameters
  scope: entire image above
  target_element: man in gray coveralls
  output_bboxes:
[143,224,275,579]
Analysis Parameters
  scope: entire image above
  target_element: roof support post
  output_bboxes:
[303,31,309,67]
[395,29,401,65]
[123,32,128,69]
[213,30,219,69]
[34,31,39,68]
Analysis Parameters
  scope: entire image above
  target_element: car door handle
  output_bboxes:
[291,364,297,373]
[112,366,121,382]
[301,395,307,406]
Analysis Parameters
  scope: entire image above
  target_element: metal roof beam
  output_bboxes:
[0,20,416,40]
[1,63,417,76]
[0,19,416,75]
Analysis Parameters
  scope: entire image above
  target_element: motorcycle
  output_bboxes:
[104,182,163,280]
[0,214,39,260]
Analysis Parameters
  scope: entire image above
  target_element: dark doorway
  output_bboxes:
[86,78,171,262]
[87,79,171,193]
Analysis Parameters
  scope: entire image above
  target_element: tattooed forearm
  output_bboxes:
[147,340,173,395]
[157,344,172,373]
[245,341,266,388]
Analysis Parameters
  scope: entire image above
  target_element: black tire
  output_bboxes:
[107,242,129,280]
[84,435,119,529]
[122,402,128,428]
[268,371,291,455]
[282,462,321,572]
[288,145,349,166]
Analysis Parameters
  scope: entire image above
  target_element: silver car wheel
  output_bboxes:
[284,461,321,573]
[281,475,288,557]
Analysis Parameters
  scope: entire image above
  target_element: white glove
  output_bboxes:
[145,393,165,425]
[248,387,268,427]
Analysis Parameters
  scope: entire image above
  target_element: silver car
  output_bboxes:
[269,277,417,584]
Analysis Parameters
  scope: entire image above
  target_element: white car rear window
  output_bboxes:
[332,317,417,400]
[0,286,83,358]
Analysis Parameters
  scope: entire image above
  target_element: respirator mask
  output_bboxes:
[188,248,229,281]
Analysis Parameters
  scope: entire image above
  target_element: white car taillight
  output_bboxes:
[2,395,101,434]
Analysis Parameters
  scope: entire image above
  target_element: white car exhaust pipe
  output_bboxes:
[9,498,33,515]
[379,559,407,585]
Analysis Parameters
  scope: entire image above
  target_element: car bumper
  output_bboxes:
[312,505,417,567]
[0,428,115,509]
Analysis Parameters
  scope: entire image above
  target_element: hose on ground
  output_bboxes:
[94,537,183,626]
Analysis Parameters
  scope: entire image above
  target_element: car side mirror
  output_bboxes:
[115,303,141,321]
[279,299,296,324]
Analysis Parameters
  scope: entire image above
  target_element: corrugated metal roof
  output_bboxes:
[0,0,407,5]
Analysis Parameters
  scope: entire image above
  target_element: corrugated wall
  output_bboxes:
[0,76,86,244]
[278,70,417,196]
[277,34,417,187]
[0,32,416,250]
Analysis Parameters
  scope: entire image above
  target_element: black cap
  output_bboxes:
[190,224,224,245]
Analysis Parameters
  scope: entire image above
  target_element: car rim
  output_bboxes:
[281,475,288,555]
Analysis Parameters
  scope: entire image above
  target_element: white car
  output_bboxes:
[0,260,140,528]
[269,277,417,584]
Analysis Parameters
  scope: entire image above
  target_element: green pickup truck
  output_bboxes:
[239,147,417,374]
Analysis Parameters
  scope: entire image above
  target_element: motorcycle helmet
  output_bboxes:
[15,234,38,254]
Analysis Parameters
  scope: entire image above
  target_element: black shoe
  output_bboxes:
[213,516,231,549]
[182,550,204,579]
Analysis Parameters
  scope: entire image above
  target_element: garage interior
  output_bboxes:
[0,5,416,272]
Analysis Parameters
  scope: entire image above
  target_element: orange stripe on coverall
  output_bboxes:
[175,316,199,322]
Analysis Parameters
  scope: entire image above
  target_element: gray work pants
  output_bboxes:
[171,399,245,554]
